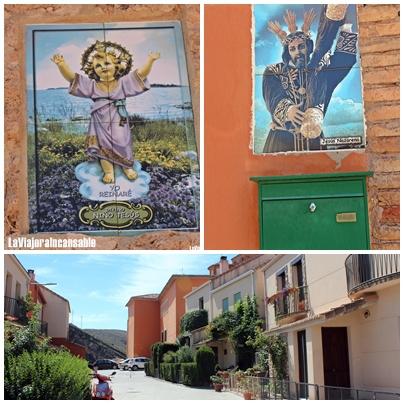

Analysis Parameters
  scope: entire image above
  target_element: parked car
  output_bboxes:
[119,357,149,371]
[90,359,119,370]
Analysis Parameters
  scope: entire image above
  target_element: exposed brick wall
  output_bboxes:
[4,4,200,249]
[358,4,400,249]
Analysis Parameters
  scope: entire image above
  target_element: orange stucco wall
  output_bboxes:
[127,298,160,358]
[204,5,368,250]
[159,276,210,343]
[126,276,209,357]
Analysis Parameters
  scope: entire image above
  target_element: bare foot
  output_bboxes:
[123,168,138,181]
[103,172,115,183]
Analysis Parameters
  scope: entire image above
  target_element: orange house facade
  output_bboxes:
[126,275,210,358]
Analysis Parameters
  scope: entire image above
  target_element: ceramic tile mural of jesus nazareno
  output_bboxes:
[26,22,199,234]
[253,5,366,154]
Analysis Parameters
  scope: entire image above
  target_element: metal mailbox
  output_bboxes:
[251,172,373,250]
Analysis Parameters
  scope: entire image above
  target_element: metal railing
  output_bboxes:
[346,254,400,294]
[273,286,309,319]
[39,321,48,336]
[4,296,25,320]
[228,375,400,400]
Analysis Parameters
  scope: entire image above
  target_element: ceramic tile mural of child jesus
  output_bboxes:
[51,41,160,183]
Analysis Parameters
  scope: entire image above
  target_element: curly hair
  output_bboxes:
[80,40,133,81]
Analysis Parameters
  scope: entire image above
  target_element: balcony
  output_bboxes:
[4,296,25,321]
[39,321,48,336]
[4,296,48,336]
[346,254,400,296]
[190,325,209,345]
[212,265,251,289]
[271,286,309,325]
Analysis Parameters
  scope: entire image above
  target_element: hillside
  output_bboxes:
[84,329,127,355]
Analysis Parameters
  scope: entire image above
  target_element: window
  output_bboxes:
[198,297,204,310]
[15,282,21,299]
[164,330,167,342]
[233,292,241,305]
[161,331,164,342]
[222,297,229,313]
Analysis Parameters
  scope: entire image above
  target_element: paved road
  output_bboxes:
[99,369,242,400]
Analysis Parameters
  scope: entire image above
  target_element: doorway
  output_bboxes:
[297,330,308,398]
[321,327,351,399]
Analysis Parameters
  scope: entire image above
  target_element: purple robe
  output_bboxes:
[69,70,150,168]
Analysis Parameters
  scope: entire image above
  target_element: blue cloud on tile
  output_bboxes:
[75,161,151,201]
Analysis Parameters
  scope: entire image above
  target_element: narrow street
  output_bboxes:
[100,370,242,400]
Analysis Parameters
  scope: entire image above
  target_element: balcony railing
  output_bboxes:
[273,286,309,320]
[4,296,48,336]
[228,375,400,400]
[190,325,208,345]
[212,265,252,289]
[39,321,48,336]
[4,296,25,320]
[346,254,400,295]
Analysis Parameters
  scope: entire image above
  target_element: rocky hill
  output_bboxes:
[84,329,127,354]
[69,324,126,362]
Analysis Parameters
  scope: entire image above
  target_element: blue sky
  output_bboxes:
[16,254,235,330]
[26,23,184,90]
[253,5,365,152]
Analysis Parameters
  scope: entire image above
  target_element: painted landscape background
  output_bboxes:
[27,24,199,233]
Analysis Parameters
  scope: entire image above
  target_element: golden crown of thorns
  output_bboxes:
[268,9,316,45]
[81,40,133,80]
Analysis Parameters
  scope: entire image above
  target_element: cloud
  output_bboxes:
[324,97,364,126]
[35,27,182,89]
[75,161,150,201]
[106,255,208,306]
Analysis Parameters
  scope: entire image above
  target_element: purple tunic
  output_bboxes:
[69,71,150,168]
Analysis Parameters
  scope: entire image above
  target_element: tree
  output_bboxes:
[247,327,288,379]
[207,295,263,369]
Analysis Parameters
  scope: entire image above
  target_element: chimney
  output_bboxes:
[27,269,35,281]
[219,256,229,274]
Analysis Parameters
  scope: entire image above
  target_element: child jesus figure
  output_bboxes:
[51,41,160,183]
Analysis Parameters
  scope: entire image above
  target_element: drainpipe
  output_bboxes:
[263,270,269,332]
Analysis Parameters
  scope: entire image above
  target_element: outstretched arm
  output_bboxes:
[137,51,160,80]
[51,54,75,83]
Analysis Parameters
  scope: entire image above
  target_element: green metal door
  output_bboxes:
[262,197,367,249]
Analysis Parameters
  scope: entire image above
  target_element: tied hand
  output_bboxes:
[51,54,65,65]
[287,103,305,127]
[148,51,161,61]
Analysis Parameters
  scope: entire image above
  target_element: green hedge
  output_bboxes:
[160,363,181,383]
[195,346,216,385]
[180,363,199,386]
[180,310,208,333]
[144,361,154,377]
[5,350,91,400]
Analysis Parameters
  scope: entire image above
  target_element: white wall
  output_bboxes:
[185,282,210,316]
[4,255,30,300]
[211,271,255,318]
[304,254,350,314]
[287,283,399,394]
[41,288,70,339]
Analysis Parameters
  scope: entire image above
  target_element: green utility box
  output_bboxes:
[251,172,373,250]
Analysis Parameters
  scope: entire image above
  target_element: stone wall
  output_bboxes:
[358,4,400,249]
[4,4,200,250]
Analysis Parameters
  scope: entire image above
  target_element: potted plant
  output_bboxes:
[239,375,253,400]
[210,375,224,392]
